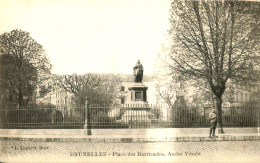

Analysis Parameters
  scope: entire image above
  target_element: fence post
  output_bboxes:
[84,99,91,135]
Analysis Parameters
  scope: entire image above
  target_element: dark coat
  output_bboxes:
[209,111,217,129]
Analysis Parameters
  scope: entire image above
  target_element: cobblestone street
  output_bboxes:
[1,140,259,162]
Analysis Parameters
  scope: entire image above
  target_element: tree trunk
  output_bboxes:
[215,96,225,134]
[18,89,23,108]
[18,72,23,108]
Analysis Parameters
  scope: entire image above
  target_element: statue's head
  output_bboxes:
[137,59,140,63]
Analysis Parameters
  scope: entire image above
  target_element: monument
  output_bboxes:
[129,60,148,104]
[119,60,155,127]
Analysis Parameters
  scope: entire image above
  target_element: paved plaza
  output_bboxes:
[1,140,259,163]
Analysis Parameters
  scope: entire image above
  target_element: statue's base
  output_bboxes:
[128,82,148,91]
[127,82,148,104]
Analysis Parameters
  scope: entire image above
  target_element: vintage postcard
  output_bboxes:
[0,0,259,162]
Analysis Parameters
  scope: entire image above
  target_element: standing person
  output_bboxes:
[209,109,218,138]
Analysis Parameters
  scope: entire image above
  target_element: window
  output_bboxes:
[143,91,147,102]
[120,86,125,91]
[135,92,142,101]
[121,97,125,104]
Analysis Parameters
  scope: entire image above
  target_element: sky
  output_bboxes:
[0,0,171,75]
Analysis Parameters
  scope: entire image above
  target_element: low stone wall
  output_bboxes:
[0,127,258,136]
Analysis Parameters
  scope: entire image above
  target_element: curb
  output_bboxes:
[0,135,259,143]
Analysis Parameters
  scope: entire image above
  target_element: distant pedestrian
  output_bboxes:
[209,109,218,138]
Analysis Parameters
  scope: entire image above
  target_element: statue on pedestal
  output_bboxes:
[133,60,143,83]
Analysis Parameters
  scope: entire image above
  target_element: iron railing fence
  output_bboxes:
[0,103,259,129]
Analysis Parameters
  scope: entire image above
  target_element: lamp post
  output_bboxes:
[84,99,91,135]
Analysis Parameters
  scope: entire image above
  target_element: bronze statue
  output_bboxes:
[133,60,143,82]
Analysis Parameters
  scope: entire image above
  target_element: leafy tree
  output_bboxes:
[0,29,52,107]
[167,1,259,133]
[38,84,52,98]
[0,54,38,106]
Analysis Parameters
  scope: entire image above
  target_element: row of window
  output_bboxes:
[233,84,260,92]
[236,92,252,103]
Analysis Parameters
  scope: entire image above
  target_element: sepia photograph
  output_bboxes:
[0,0,259,162]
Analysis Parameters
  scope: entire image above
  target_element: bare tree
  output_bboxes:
[154,71,188,108]
[0,29,52,107]
[54,73,122,105]
[168,1,259,133]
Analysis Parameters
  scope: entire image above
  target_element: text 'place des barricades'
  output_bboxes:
[0,104,259,129]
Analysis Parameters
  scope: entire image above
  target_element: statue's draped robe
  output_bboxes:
[133,63,143,82]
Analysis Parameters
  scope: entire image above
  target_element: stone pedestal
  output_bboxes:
[119,83,152,127]
[128,82,148,104]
